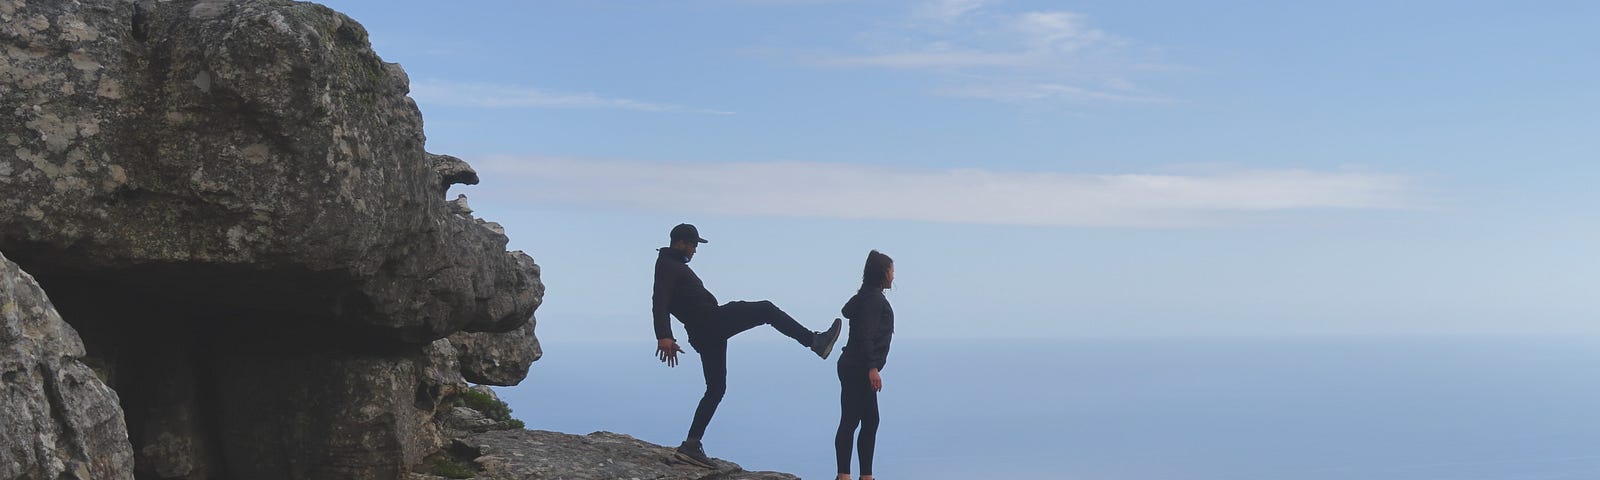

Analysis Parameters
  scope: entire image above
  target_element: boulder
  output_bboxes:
[0,251,134,480]
[451,305,542,386]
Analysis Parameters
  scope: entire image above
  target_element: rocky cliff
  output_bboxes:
[0,0,548,478]
[1,0,801,478]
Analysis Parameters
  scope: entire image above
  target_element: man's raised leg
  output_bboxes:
[716,301,841,357]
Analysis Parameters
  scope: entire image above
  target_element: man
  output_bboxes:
[653,223,843,468]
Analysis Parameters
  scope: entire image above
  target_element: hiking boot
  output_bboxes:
[675,439,714,468]
[812,318,843,359]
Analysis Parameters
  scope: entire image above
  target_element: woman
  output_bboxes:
[835,250,894,480]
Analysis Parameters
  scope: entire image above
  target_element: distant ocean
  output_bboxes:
[500,335,1600,480]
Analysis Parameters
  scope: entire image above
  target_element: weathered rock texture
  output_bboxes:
[0,0,545,478]
[453,430,801,480]
[450,307,542,386]
[0,251,134,480]
[0,0,538,341]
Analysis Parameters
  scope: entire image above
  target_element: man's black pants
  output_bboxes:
[684,300,815,440]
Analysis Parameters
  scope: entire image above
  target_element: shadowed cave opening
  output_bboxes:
[11,246,432,480]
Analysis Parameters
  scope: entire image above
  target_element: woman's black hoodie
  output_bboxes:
[839,288,893,371]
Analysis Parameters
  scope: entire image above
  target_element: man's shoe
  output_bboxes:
[675,439,714,468]
[812,318,843,359]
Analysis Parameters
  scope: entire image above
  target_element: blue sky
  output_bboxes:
[317,0,1597,340]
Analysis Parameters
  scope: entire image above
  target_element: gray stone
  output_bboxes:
[0,251,135,480]
[0,0,541,343]
[210,339,463,480]
[439,406,500,437]
[431,153,480,193]
[451,310,542,386]
[0,1,545,478]
[459,430,800,480]
[449,194,474,216]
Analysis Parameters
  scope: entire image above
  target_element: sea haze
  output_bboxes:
[499,335,1600,480]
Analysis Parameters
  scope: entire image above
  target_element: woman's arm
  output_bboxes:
[869,297,892,371]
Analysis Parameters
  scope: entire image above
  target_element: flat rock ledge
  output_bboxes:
[435,430,799,480]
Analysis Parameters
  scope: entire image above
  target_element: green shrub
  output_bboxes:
[453,388,526,430]
[455,388,513,423]
[425,454,476,479]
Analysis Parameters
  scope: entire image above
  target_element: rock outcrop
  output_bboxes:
[450,430,800,480]
[0,251,134,480]
[1,0,544,478]
[0,0,538,342]
[2,0,804,478]
[450,310,543,387]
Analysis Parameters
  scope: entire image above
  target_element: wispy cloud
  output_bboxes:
[408,80,733,114]
[466,156,1413,228]
[822,50,1030,69]
[917,0,990,23]
[805,1,1167,104]
[731,0,851,4]
[934,83,1168,103]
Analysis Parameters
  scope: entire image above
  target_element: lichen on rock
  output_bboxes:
[0,251,134,480]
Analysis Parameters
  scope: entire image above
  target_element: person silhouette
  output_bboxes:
[651,223,843,467]
[835,250,894,480]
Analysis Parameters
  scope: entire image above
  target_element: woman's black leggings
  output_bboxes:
[835,362,880,476]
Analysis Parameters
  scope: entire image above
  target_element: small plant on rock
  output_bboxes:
[453,388,524,429]
[424,453,476,479]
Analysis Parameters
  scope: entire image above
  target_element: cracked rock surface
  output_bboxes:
[0,251,133,480]
[453,430,801,480]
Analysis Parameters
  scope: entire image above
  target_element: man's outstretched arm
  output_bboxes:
[652,263,685,367]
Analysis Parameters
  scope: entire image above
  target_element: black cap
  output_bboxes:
[670,223,709,244]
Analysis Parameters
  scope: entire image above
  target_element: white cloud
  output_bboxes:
[732,0,851,4]
[408,80,733,114]
[934,83,1167,103]
[1012,11,1109,54]
[917,0,990,23]
[821,50,1030,69]
[465,156,1413,228]
[802,2,1164,104]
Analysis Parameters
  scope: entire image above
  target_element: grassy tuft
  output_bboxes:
[454,388,523,428]
[425,454,476,479]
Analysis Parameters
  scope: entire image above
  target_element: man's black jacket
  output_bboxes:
[652,247,719,340]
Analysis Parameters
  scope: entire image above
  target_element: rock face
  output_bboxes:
[1,1,803,478]
[0,0,538,342]
[453,430,801,480]
[450,308,543,386]
[0,251,134,480]
[0,0,545,478]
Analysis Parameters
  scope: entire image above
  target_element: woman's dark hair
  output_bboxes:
[860,250,893,293]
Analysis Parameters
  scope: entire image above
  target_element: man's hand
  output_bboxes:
[657,338,686,367]
[868,368,883,392]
